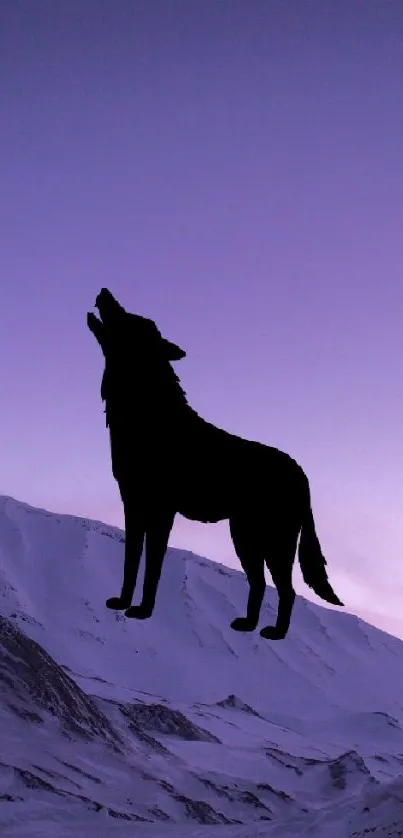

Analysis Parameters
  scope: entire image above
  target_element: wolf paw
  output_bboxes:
[105,596,131,610]
[259,625,287,641]
[230,617,257,632]
[124,605,153,620]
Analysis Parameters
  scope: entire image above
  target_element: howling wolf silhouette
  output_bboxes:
[87,288,343,640]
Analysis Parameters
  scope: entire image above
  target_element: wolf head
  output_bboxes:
[87,288,186,363]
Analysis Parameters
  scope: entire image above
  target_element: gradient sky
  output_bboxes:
[1,0,403,639]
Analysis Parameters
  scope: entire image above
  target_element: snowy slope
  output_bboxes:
[1,493,403,837]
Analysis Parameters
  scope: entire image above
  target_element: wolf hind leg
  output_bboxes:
[260,526,299,641]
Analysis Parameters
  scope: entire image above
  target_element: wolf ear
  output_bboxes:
[162,338,186,361]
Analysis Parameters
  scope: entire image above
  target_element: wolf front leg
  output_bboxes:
[106,495,146,610]
[125,509,175,620]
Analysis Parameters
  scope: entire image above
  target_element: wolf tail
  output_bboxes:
[297,472,344,607]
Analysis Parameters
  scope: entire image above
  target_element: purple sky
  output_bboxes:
[1,1,403,638]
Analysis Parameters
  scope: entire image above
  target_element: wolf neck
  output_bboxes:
[102,362,199,430]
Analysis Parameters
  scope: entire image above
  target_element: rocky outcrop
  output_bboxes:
[119,701,220,742]
[0,615,123,751]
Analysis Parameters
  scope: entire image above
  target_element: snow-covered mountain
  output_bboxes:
[1,493,403,837]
